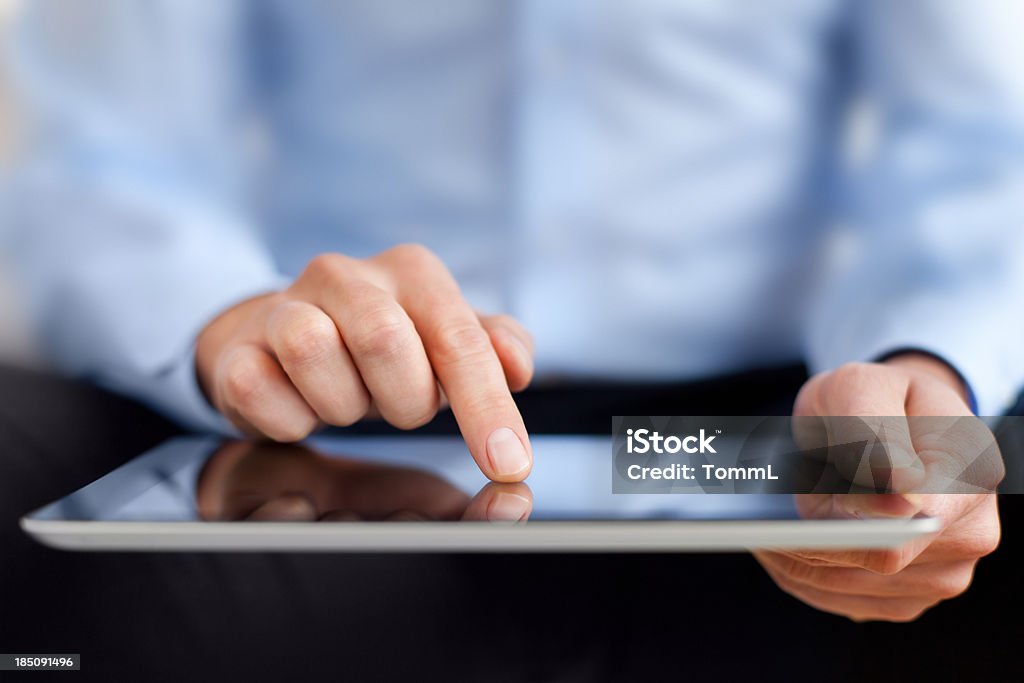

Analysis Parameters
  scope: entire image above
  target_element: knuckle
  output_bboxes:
[339,278,386,304]
[304,253,347,280]
[221,354,267,409]
[830,362,880,386]
[349,310,411,360]
[384,243,440,268]
[275,316,338,368]
[431,323,493,366]
[825,363,899,413]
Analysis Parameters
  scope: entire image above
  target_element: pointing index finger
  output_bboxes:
[391,251,532,482]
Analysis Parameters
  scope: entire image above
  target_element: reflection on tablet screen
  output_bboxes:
[30,436,799,523]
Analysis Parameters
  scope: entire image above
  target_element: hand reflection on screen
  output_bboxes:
[195,441,533,523]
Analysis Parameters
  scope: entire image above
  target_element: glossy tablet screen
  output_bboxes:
[29,435,804,523]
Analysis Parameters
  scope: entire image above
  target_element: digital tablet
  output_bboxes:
[21,435,940,552]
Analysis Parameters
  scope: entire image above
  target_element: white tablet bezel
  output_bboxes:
[21,515,941,552]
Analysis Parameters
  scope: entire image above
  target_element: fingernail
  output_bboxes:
[488,491,532,522]
[486,427,530,478]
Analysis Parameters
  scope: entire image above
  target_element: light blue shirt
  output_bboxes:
[4,0,1024,431]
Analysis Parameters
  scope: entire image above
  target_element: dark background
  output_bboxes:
[1,364,1020,682]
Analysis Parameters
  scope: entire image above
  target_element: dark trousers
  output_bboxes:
[1,364,1021,682]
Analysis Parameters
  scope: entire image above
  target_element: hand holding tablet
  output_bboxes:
[753,355,1003,622]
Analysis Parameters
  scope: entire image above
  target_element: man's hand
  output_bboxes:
[196,245,535,481]
[755,355,1002,622]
